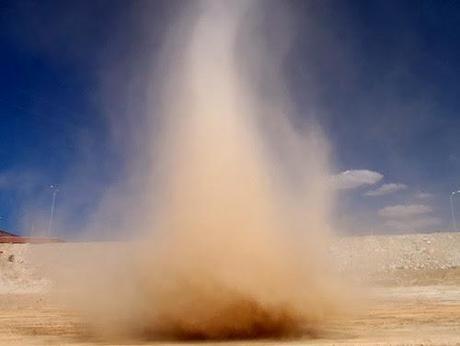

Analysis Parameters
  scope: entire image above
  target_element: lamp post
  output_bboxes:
[450,190,460,232]
[47,185,59,236]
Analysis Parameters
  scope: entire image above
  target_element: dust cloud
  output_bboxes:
[56,0,347,340]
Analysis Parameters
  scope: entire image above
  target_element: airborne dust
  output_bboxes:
[54,0,347,341]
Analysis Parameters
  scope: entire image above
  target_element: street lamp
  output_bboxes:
[450,190,460,232]
[47,185,59,236]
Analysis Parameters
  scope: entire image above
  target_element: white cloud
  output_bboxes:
[378,204,432,218]
[332,169,383,190]
[384,217,442,232]
[364,183,407,196]
[415,192,433,199]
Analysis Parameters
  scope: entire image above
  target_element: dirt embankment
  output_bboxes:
[2,232,460,293]
[330,232,460,285]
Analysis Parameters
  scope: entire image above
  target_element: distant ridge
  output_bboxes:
[0,229,17,237]
[0,228,62,244]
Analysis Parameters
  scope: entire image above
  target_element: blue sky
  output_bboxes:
[0,0,459,236]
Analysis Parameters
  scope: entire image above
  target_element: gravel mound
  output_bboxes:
[1,232,459,293]
[330,232,460,273]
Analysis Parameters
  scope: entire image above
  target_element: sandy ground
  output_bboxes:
[1,232,460,345]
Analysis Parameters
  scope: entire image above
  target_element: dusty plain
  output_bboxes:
[1,232,460,345]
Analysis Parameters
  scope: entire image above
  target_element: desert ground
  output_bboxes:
[1,232,460,345]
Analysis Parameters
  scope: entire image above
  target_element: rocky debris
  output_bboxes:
[330,232,460,274]
[0,244,49,294]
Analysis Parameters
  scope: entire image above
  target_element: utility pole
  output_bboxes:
[450,191,460,232]
[47,185,59,237]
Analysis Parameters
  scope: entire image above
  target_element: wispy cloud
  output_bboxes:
[384,217,442,232]
[0,169,42,192]
[332,169,383,190]
[415,192,433,199]
[364,183,407,197]
[378,204,432,218]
